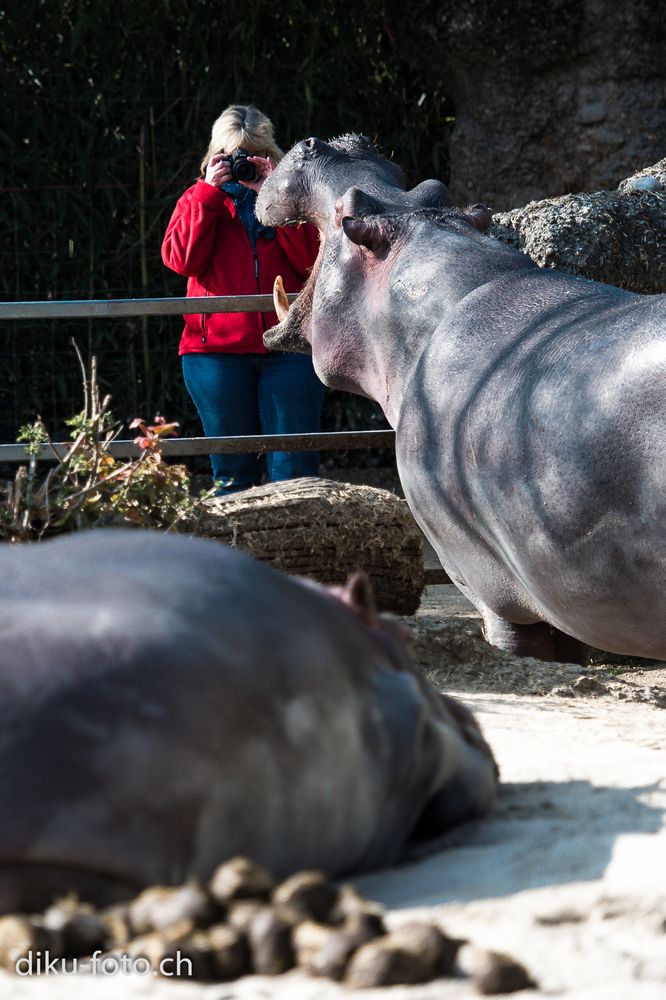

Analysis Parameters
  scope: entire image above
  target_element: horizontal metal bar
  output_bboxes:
[0,430,396,463]
[0,293,298,320]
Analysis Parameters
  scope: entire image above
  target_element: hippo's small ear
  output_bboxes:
[342,217,390,255]
[407,178,450,209]
[464,204,493,232]
[340,571,379,627]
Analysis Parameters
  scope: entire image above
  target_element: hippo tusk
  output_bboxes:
[273,275,290,322]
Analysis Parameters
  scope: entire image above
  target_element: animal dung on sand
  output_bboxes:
[0,859,536,993]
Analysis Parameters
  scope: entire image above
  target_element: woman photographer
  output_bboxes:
[162,104,324,494]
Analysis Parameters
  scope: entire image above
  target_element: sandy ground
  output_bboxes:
[4,576,665,999]
[412,583,666,705]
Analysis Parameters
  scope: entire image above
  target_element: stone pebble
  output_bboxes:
[622,176,662,193]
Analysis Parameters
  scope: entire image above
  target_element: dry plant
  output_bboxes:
[0,347,207,542]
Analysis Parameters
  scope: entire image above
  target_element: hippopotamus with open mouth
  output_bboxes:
[256,134,666,664]
[0,530,497,912]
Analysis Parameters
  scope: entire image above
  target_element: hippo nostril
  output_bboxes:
[300,137,324,159]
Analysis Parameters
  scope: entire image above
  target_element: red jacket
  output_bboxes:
[161,179,319,354]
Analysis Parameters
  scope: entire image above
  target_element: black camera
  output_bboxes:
[228,148,257,183]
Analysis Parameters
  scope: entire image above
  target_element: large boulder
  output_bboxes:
[490,161,666,292]
[386,0,666,210]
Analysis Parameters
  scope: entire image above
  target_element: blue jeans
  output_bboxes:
[182,352,325,494]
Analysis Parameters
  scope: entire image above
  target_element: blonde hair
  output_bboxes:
[200,105,284,174]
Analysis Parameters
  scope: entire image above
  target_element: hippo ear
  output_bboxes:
[464,204,493,232]
[342,216,390,255]
[407,178,450,209]
[340,571,380,627]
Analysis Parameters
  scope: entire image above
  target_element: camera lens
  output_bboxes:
[232,157,257,182]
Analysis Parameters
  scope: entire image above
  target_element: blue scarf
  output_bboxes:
[223,181,275,251]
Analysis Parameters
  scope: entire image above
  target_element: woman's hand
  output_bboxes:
[241,156,275,192]
[204,153,232,188]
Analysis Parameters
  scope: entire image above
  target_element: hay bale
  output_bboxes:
[193,477,424,615]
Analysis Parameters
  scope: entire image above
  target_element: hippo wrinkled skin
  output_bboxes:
[0,530,497,912]
[256,135,666,663]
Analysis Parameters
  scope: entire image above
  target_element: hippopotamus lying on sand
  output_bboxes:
[256,135,666,663]
[0,530,497,912]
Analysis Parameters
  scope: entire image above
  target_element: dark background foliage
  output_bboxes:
[0,0,454,466]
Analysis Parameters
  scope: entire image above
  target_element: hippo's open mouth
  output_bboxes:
[263,241,323,354]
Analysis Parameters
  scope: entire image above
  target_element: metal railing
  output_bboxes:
[0,293,284,320]
[0,430,396,464]
[1,292,449,583]
[1,292,396,462]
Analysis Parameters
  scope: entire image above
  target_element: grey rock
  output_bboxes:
[576,102,608,125]
[490,160,666,293]
[386,0,666,210]
[617,159,666,193]
[623,176,662,192]
[586,126,625,148]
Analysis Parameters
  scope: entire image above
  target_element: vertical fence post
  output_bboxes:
[138,124,152,416]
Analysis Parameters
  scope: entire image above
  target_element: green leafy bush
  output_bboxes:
[1,354,207,541]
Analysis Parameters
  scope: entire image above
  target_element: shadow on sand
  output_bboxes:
[352,777,664,909]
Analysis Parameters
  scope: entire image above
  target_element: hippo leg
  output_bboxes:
[482,610,588,664]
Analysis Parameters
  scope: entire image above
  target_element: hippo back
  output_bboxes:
[0,530,497,910]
